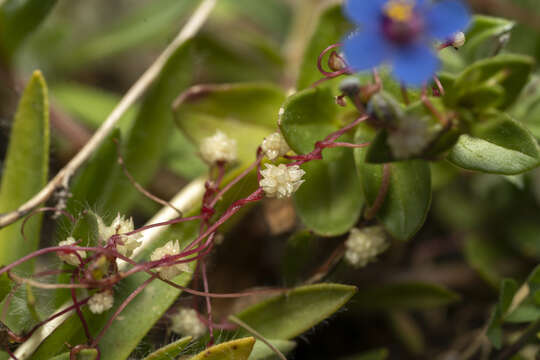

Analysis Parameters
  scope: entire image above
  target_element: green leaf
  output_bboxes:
[294,147,363,236]
[461,16,515,63]
[279,87,339,154]
[338,348,389,360]
[355,125,431,241]
[281,231,317,285]
[0,273,11,304]
[0,0,57,60]
[296,4,352,90]
[142,336,192,360]
[249,339,296,360]
[190,338,255,360]
[464,235,506,288]
[174,82,285,164]
[352,283,461,311]
[235,283,357,339]
[0,71,49,272]
[279,87,363,236]
[448,113,540,175]
[60,0,194,69]
[49,349,98,360]
[454,54,533,109]
[52,83,137,132]
[102,41,196,214]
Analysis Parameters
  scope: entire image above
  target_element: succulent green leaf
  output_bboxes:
[352,283,461,311]
[249,339,296,360]
[294,146,363,236]
[235,283,357,340]
[454,54,533,109]
[190,338,255,360]
[355,125,431,241]
[142,336,192,360]
[0,71,49,272]
[448,113,540,174]
[174,82,285,164]
[461,16,515,63]
[0,0,57,60]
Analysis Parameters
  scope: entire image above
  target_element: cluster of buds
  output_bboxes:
[88,290,114,314]
[200,130,237,164]
[150,240,191,280]
[170,307,207,338]
[98,214,143,257]
[344,226,389,268]
[261,132,290,161]
[57,237,86,266]
[260,164,305,199]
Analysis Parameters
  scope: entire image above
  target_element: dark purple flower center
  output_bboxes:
[380,1,424,44]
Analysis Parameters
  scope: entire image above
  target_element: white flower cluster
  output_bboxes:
[150,240,191,280]
[170,308,207,338]
[200,130,237,164]
[57,237,86,266]
[259,164,305,199]
[98,214,142,257]
[88,290,114,314]
[345,227,389,268]
[387,116,434,159]
[452,32,466,48]
[261,132,290,160]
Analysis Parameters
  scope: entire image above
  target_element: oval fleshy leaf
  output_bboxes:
[235,283,357,340]
[190,338,255,360]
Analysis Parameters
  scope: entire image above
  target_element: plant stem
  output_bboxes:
[494,318,540,360]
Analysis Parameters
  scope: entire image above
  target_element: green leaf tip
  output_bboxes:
[190,337,256,360]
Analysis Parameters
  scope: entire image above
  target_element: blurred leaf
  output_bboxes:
[49,349,98,360]
[191,338,255,360]
[388,311,425,355]
[338,348,389,360]
[142,336,192,360]
[296,4,352,90]
[448,113,540,175]
[353,283,460,311]
[453,54,533,109]
[235,283,357,340]
[52,83,137,132]
[102,41,195,214]
[0,0,57,60]
[281,231,317,285]
[0,273,10,303]
[461,16,515,63]
[0,71,49,272]
[174,82,285,164]
[61,0,194,69]
[249,339,296,360]
[464,235,506,288]
[355,124,431,241]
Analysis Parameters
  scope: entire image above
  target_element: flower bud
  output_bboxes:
[170,308,207,338]
[452,32,466,48]
[88,290,114,314]
[98,214,142,258]
[150,240,191,280]
[259,164,305,199]
[261,132,290,161]
[57,237,86,266]
[345,227,388,268]
[200,130,237,164]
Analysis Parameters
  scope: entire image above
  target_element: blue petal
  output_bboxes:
[344,0,386,29]
[343,31,391,72]
[392,43,439,86]
[425,0,471,40]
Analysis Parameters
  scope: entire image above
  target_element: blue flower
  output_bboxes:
[343,0,470,86]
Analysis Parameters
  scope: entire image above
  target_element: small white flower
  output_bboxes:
[58,237,86,266]
[98,214,142,257]
[345,227,388,268]
[88,290,114,314]
[259,164,305,199]
[200,130,237,164]
[150,240,191,280]
[170,308,206,338]
[261,132,290,160]
[387,116,435,159]
[452,32,466,48]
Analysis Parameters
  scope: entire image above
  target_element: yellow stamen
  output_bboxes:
[385,0,414,22]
